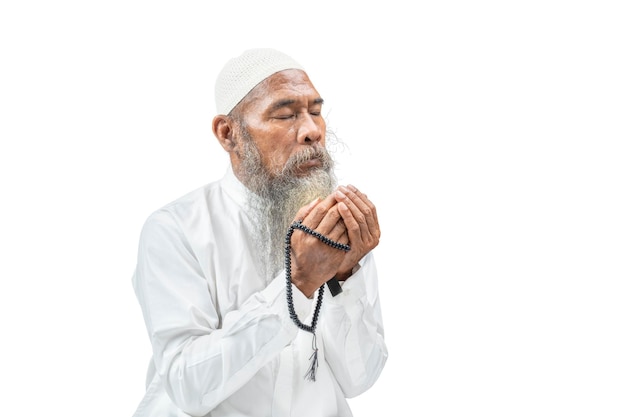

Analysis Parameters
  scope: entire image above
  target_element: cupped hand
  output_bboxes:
[288,194,349,297]
[333,185,380,279]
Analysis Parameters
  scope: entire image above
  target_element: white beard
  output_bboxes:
[236,128,337,281]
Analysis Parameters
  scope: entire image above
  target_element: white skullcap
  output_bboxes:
[214,48,305,115]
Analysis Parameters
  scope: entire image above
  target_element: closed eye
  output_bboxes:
[273,113,295,120]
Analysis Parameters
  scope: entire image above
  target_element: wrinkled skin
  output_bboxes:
[212,69,380,297]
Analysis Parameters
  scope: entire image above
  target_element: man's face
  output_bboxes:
[230,69,327,178]
[221,69,336,278]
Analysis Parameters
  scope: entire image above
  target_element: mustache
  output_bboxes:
[281,146,333,174]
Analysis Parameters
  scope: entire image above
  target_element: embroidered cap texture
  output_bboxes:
[214,48,305,115]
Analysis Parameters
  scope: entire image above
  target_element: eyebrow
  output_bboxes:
[270,97,324,111]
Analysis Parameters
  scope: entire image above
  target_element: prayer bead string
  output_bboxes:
[284,220,350,380]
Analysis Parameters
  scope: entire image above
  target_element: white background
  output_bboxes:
[1,1,625,416]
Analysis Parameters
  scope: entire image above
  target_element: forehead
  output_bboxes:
[245,69,322,109]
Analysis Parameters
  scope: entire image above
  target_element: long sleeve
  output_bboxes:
[131,170,388,417]
[132,209,313,416]
[320,253,388,397]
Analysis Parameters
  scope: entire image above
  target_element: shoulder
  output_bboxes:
[140,182,216,237]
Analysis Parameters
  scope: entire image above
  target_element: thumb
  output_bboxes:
[293,197,321,222]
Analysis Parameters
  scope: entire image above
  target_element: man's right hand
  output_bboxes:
[288,194,349,298]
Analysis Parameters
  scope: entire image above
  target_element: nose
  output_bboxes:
[297,113,324,144]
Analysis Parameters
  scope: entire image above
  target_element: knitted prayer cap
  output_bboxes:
[215,48,305,115]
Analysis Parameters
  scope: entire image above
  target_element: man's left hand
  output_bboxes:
[333,185,381,280]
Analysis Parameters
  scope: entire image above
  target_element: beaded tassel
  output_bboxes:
[284,220,350,381]
[304,333,319,381]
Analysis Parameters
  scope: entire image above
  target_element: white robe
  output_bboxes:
[131,166,387,417]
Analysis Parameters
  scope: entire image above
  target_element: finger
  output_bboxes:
[336,189,381,251]
[301,193,337,229]
[336,200,363,245]
[337,228,349,246]
[335,188,369,239]
[345,185,378,224]
[340,185,379,238]
[313,204,344,236]
[293,197,322,223]
[326,216,348,245]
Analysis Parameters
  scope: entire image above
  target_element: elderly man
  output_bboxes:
[131,48,387,417]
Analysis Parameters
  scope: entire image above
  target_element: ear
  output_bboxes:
[212,115,236,152]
